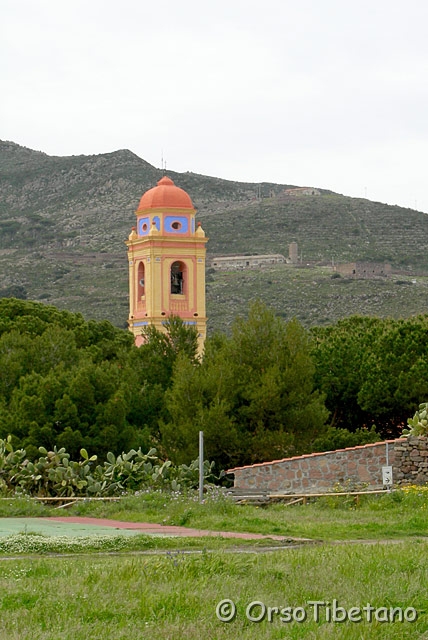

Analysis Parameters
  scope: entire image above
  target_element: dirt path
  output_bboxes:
[46,516,310,542]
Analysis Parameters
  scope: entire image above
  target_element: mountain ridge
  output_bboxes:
[1,140,427,332]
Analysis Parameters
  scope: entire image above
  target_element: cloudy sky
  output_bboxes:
[2,0,428,212]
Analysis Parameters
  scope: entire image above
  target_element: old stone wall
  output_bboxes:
[229,437,428,494]
[393,436,428,485]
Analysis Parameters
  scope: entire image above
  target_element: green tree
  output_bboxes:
[228,305,328,462]
[0,330,34,401]
[162,303,328,467]
[161,349,240,466]
[357,316,428,431]
[55,427,84,458]
[311,316,384,430]
[31,325,79,374]
[135,315,199,388]
[53,394,80,432]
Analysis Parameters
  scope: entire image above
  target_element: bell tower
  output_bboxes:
[125,176,208,352]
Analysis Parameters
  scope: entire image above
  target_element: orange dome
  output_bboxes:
[137,176,194,211]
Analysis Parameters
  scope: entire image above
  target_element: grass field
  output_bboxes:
[0,488,426,639]
[61,485,428,541]
[0,486,427,545]
[0,542,426,639]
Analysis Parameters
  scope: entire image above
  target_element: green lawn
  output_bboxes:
[0,542,426,639]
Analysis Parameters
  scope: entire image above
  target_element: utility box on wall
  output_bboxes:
[382,466,393,487]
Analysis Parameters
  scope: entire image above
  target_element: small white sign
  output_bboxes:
[382,466,393,486]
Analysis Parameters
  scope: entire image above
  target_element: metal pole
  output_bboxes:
[199,431,204,503]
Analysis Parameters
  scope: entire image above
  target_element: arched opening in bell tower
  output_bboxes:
[138,261,145,297]
[170,261,186,295]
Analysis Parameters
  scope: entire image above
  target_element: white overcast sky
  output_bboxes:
[2,0,428,212]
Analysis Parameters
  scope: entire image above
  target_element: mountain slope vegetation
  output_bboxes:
[1,140,427,330]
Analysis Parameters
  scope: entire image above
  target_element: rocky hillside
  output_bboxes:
[1,140,428,331]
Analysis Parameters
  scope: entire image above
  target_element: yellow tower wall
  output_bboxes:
[125,182,208,354]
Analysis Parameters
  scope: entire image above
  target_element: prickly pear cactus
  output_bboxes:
[402,402,428,436]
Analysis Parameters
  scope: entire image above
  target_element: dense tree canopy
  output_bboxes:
[1,298,428,470]
[311,315,428,437]
[0,299,139,459]
[161,303,329,467]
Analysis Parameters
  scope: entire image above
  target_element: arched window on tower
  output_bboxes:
[138,261,145,297]
[171,261,185,295]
